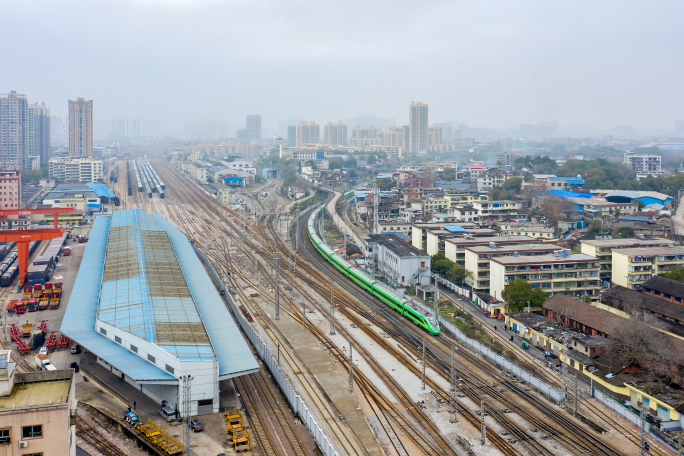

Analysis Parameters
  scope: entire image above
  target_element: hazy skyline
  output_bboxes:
[3,0,683,133]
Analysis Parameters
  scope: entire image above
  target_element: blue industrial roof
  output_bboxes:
[444,225,467,233]
[354,192,368,198]
[61,216,176,383]
[61,209,258,382]
[376,174,394,179]
[154,216,259,379]
[547,190,595,199]
[224,177,244,182]
[86,182,116,198]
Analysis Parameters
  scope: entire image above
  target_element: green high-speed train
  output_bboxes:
[307,206,439,335]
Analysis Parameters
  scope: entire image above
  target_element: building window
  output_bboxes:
[148,354,156,364]
[22,425,42,439]
[165,364,174,374]
[99,327,106,335]
[130,344,138,353]
[0,428,9,444]
[114,336,122,344]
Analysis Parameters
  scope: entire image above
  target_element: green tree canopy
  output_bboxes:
[446,264,472,283]
[374,178,393,191]
[502,176,523,193]
[443,167,456,181]
[501,279,547,312]
[662,266,684,282]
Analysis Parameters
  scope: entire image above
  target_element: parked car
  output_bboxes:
[159,405,178,422]
[70,344,81,354]
[69,361,79,372]
[39,346,48,356]
[190,419,203,432]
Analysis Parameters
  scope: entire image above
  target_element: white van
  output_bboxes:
[159,405,178,422]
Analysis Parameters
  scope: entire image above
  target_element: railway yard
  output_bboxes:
[55,157,678,456]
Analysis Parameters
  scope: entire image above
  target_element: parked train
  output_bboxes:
[1,241,39,287]
[307,206,439,335]
[27,235,66,286]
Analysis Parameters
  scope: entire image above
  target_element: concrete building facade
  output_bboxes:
[0,170,21,209]
[68,98,93,158]
[409,102,428,153]
[624,152,662,173]
[48,157,103,182]
[28,102,51,167]
[365,233,431,287]
[612,246,684,290]
[296,121,320,147]
[324,121,348,146]
[246,114,261,141]
[0,91,29,170]
[489,251,601,302]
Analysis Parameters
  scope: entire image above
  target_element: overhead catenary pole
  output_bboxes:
[421,338,426,391]
[348,342,354,393]
[640,400,646,456]
[480,398,486,445]
[450,345,458,423]
[275,252,281,320]
[330,281,336,335]
[574,375,578,416]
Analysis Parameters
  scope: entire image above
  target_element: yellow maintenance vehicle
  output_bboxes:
[224,409,250,451]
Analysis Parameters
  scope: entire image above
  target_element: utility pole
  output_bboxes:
[330,281,336,335]
[421,338,426,391]
[574,375,578,417]
[640,400,646,456]
[274,252,281,320]
[480,398,486,445]
[450,345,458,423]
[180,375,193,456]
[348,342,354,393]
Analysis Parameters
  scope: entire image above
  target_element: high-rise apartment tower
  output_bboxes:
[324,121,348,146]
[246,115,262,141]
[296,121,320,147]
[69,98,93,158]
[409,102,428,153]
[0,91,29,170]
[28,102,51,166]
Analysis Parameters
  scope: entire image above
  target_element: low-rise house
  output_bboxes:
[444,235,536,266]
[472,200,523,221]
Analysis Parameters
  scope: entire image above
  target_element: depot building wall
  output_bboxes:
[95,321,219,415]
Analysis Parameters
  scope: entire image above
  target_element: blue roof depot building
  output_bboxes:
[61,209,258,415]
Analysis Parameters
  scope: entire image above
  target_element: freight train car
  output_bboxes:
[307,206,439,335]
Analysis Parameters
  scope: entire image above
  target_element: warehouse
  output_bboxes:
[61,209,258,415]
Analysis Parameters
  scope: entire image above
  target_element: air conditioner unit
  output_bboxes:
[19,441,28,448]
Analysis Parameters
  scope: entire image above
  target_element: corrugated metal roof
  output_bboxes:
[154,215,259,379]
[98,210,213,362]
[444,225,467,232]
[619,215,651,222]
[60,216,176,382]
[86,182,116,198]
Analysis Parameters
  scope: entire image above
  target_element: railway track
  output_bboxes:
[76,412,127,456]
[142,160,645,456]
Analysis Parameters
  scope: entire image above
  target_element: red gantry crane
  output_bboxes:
[0,208,75,287]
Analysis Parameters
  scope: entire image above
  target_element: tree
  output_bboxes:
[374,178,393,191]
[502,176,523,193]
[589,219,603,233]
[662,265,684,282]
[617,227,634,238]
[327,157,344,170]
[344,158,357,168]
[541,196,572,226]
[446,264,472,284]
[430,252,454,275]
[443,167,456,181]
[422,169,437,187]
[501,279,539,312]
[347,169,358,178]
[367,154,377,164]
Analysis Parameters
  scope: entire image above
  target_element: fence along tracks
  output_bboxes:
[150,160,635,456]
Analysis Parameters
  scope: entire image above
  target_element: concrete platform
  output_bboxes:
[253,297,384,456]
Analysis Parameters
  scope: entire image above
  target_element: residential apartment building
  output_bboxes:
[287,126,297,148]
[377,221,413,238]
[296,121,320,147]
[489,251,601,302]
[612,246,684,290]
[324,121,348,146]
[498,223,556,240]
[445,235,536,266]
[450,206,478,222]
[471,200,524,220]
[580,237,677,282]
[68,97,93,158]
[409,102,428,153]
[427,125,442,144]
[48,157,103,182]
[246,114,261,141]
[624,152,661,173]
[465,243,562,293]
[545,176,584,190]
[351,124,378,140]
[28,102,51,166]
[411,222,478,251]
[0,91,28,170]
[477,169,507,191]
[0,352,76,456]
[184,119,230,139]
[426,228,498,256]
[496,151,522,170]
[0,170,21,209]
[365,233,431,287]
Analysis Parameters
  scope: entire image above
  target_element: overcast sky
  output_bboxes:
[3,0,683,133]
